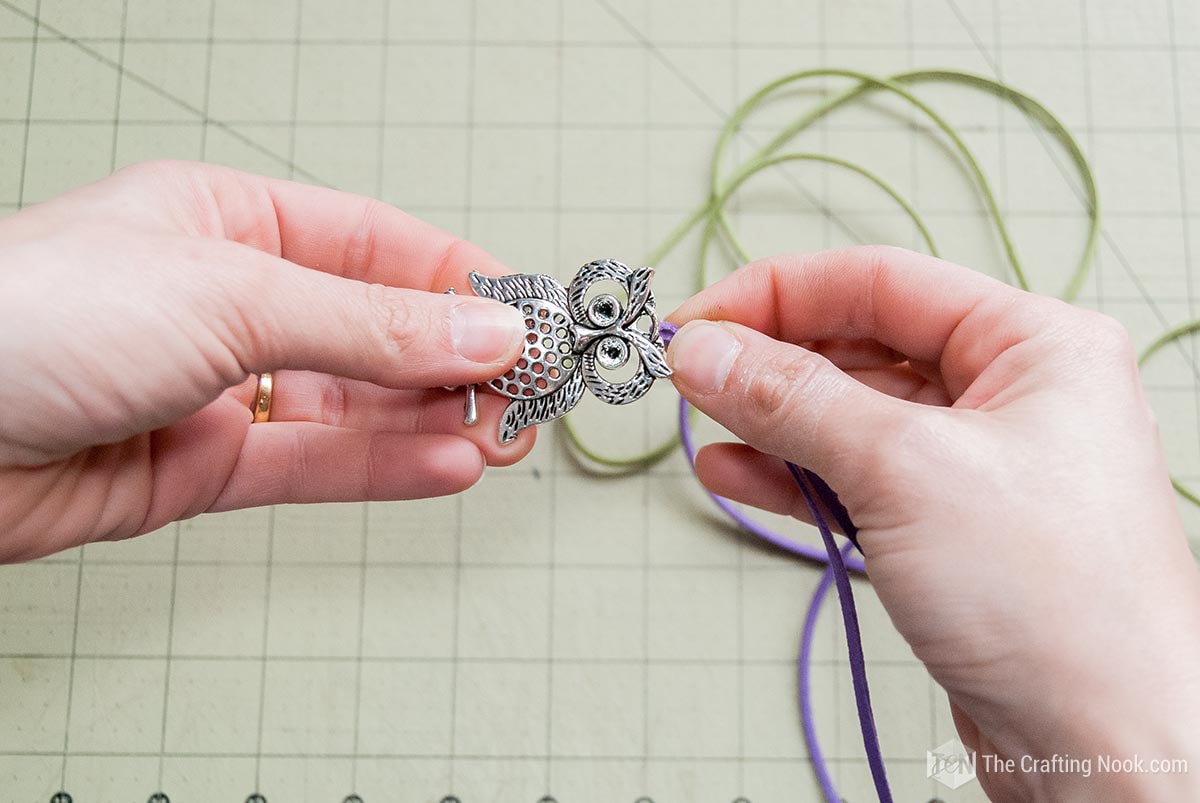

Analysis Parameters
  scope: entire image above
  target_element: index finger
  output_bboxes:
[668,246,1053,399]
[184,162,510,290]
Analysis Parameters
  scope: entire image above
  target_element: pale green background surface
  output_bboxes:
[1,0,1198,801]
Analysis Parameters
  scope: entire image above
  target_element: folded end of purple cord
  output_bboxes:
[659,320,678,346]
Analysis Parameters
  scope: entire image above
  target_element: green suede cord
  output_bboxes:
[561,67,1200,506]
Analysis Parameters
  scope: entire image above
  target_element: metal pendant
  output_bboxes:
[448,258,672,443]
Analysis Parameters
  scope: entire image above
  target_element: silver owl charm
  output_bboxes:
[449,258,672,443]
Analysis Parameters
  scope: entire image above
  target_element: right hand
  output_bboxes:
[666,246,1200,802]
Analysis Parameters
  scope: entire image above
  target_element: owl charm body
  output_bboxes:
[453,259,672,443]
[487,295,579,401]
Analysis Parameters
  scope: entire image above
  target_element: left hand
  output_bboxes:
[0,161,535,562]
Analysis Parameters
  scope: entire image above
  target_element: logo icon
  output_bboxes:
[927,738,978,789]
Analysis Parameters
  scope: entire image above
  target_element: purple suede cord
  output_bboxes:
[663,322,865,572]
[676,393,866,573]
[788,463,893,803]
[800,542,854,802]
[662,320,891,803]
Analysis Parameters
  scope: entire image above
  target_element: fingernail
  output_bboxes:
[668,321,741,393]
[451,301,525,363]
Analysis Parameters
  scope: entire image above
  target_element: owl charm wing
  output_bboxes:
[497,369,585,444]
[469,271,569,308]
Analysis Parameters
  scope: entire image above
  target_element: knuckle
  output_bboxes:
[114,158,179,179]
[1085,311,1134,357]
[431,236,472,290]
[842,244,913,289]
[365,283,418,356]
[212,252,280,373]
[113,159,202,188]
[319,376,352,428]
[342,199,386,280]
[851,243,912,266]
[364,434,383,500]
[1050,308,1137,378]
[290,429,314,496]
[740,257,776,284]
[743,349,823,420]
[821,245,906,336]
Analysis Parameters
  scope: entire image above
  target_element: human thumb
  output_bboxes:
[667,320,912,490]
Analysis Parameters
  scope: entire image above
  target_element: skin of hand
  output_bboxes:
[0,161,535,563]
[666,247,1200,803]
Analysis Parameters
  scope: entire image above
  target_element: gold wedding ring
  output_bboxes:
[252,372,274,423]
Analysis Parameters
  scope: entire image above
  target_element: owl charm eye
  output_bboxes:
[587,293,622,327]
[446,259,672,443]
[595,335,630,370]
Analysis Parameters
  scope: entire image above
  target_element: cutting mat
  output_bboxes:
[2,0,1198,801]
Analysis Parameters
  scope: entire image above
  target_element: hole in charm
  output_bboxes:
[535,377,547,389]
[507,383,519,394]
[562,357,574,369]
[505,369,516,380]
[526,332,537,343]
[587,293,622,327]
[595,336,630,370]
[545,352,556,364]
[549,367,560,378]
[530,347,541,359]
[532,362,544,374]
[539,322,551,333]
[517,358,528,369]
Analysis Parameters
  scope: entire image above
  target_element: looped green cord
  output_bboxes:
[560,67,1200,506]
